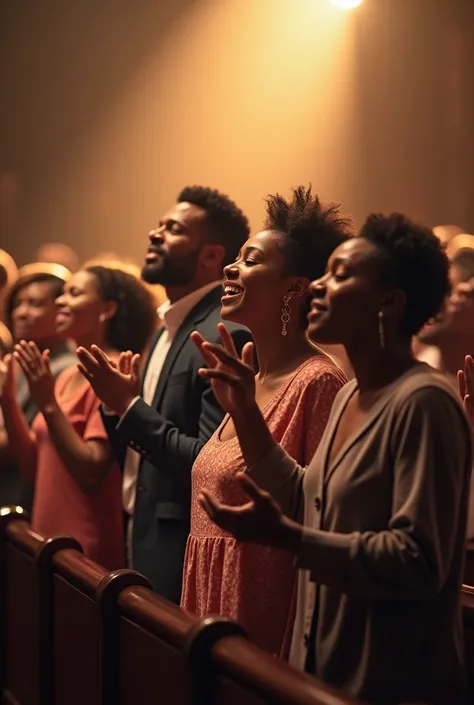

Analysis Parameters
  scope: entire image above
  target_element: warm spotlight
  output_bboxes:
[330,0,363,8]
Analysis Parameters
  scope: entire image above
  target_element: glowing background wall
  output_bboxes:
[0,0,473,264]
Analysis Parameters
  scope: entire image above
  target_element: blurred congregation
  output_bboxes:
[2,1,474,704]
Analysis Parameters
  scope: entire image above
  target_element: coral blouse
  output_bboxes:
[31,368,124,570]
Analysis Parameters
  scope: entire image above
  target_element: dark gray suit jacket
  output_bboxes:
[101,286,252,602]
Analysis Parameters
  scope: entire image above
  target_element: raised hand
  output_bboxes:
[0,354,15,400]
[13,341,56,411]
[77,345,141,415]
[191,322,256,417]
[458,354,474,429]
[199,472,299,550]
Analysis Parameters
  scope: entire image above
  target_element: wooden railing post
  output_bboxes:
[0,506,28,696]
[184,616,247,705]
[34,536,83,705]
[95,569,151,705]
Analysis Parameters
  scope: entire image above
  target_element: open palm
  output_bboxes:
[191,323,256,416]
[459,355,474,430]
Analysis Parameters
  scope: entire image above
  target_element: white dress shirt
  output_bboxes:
[120,281,222,516]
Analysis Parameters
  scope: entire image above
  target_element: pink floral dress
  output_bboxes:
[181,356,346,658]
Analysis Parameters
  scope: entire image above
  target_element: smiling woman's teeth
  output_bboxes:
[224,286,242,295]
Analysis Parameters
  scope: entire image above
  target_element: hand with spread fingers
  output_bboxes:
[191,322,256,417]
[458,354,474,429]
[0,353,15,400]
[76,345,141,416]
[13,340,56,411]
[198,472,302,551]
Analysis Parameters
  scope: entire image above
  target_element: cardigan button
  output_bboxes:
[314,497,321,511]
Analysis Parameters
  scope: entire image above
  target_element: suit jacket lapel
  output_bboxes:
[150,286,223,410]
[140,328,164,394]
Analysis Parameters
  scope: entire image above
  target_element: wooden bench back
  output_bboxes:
[0,508,362,705]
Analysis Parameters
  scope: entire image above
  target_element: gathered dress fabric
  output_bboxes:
[181,356,346,658]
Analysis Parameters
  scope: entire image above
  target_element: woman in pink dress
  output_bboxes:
[181,186,351,657]
[0,265,156,569]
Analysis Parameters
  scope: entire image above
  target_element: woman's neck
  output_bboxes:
[251,325,315,382]
[73,331,116,359]
[346,340,416,395]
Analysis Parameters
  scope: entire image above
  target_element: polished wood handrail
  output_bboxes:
[118,586,195,647]
[4,516,43,555]
[0,513,364,705]
[53,548,108,598]
[212,635,359,705]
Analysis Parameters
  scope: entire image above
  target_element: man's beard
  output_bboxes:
[141,248,201,287]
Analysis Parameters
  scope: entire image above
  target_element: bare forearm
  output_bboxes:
[0,395,37,481]
[0,428,13,468]
[42,403,110,493]
[233,402,277,468]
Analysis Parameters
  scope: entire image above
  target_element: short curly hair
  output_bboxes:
[359,213,451,337]
[86,266,157,353]
[178,186,250,267]
[264,185,353,326]
[264,186,353,280]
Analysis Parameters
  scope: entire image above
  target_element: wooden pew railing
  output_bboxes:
[0,506,363,705]
[461,584,474,705]
[465,540,474,585]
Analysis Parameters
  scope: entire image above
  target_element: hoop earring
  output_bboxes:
[281,296,291,337]
[378,310,385,349]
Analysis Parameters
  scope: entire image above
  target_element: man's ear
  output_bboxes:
[200,244,226,272]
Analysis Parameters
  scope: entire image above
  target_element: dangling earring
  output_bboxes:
[378,310,385,349]
[99,313,105,323]
[281,296,291,337]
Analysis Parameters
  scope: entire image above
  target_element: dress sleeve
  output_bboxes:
[248,368,346,518]
[83,393,109,443]
[296,387,472,599]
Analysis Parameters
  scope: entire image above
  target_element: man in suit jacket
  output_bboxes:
[77,186,252,602]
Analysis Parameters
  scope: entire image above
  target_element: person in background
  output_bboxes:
[449,244,474,286]
[181,186,350,659]
[415,246,474,370]
[76,186,253,602]
[0,263,75,508]
[36,242,79,273]
[0,266,156,569]
[194,214,471,705]
[82,252,167,332]
[417,247,474,387]
[0,248,18,315]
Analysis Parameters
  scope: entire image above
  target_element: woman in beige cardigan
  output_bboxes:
[191,213,472,705]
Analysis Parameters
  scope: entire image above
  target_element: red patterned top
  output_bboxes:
[31,368,124,570]
[181,356,346,658]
